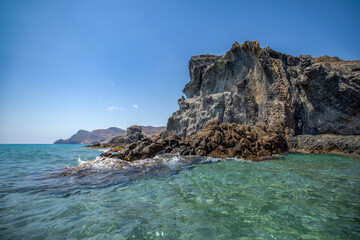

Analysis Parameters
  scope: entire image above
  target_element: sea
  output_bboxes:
[0,144,359,239]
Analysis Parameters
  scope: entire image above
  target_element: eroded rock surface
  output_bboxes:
[109,125,148,145]
[104,119,288,161]
[167,41,360,137]
[88,40,360,166]
[88,125,149,148]
[291,134,360,155]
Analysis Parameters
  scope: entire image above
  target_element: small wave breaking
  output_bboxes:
[98,148,110,153]
[71,153,250,174]
[5,153,252,197]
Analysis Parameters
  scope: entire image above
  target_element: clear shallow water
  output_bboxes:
[0,145,359,239]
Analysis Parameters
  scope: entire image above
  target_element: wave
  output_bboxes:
[74,153,250,172]
[1,154,252,197]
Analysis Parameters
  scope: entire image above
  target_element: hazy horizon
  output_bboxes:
[1,0,359,143]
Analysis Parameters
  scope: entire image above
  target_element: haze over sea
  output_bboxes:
[0,144,359,239]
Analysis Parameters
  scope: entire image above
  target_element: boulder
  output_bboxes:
[108,125,149,146]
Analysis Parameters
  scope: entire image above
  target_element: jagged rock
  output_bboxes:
[167,40,360,137]
[291,134,360,155]
[92,40,360,164]
[108,125,149,145]
[108,119,288,161]
[86,125,166,148]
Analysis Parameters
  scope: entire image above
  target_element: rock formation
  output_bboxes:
[291,134,360,155]
[139,126,167,135]
[102,120,288,161]
[88,125,166,148]
[167,41,360,137]
[109,125,148,144]
[89,40,360,164]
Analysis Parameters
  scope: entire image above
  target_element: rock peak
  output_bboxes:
[232,41,240,48]
[168,41,360,137]
[314,55,342,63]
[231,40,261,55]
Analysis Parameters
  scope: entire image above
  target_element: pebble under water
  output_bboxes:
[0,144,359,239]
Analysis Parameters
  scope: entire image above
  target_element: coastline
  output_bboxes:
[82,123,360,170]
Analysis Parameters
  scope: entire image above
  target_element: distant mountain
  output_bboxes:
[54,126,166,144]
[140,126,166,134]
[54,127,126,144]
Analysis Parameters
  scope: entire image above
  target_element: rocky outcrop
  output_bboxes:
[291,134,360,155]
[108,125,149,145]
[85,40,360,165]
[54,127,126,144]
[140,126,166,135]
[103,120,288,161]
[88,125,153,148]
[167,41,360,137]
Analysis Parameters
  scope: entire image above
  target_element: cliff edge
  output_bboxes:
[167,41,360,138]
[89,41,360,163]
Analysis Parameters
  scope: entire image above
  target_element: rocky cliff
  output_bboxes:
[167,41,360,138]
[68,40,360,168]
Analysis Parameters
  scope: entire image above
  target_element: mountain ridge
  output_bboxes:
[54,126,165,144]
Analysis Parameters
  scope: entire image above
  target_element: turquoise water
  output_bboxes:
[0,145,359,239]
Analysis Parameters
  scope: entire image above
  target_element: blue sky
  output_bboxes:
[0,0,359,143]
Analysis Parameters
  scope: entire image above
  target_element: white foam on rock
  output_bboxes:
[73,154,251,173]
[98,148,110,152]
[162,154,181,169]
[77,156,127,170]
[77,157,85,164]
[229,157,249,162]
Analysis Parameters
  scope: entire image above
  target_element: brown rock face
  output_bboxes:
[167,40,360,137]
[291,134,360,155]
[106,119,288,161]
[181,119,288,160]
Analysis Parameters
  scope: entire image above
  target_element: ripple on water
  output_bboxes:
[0,145,359,239]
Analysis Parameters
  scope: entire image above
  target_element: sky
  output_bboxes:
[0,0,359,143]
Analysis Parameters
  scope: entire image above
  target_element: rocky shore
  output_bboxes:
[99,120,288,161]
[291,134,360,155]
[83,40,359,167]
